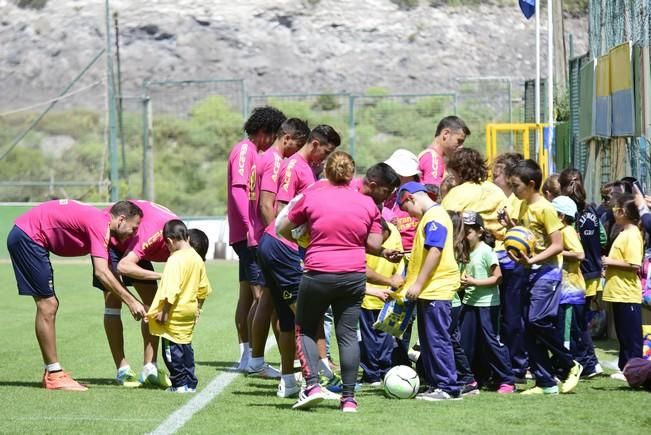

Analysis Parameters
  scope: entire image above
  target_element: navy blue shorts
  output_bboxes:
[231,240,265,286]
[257,233,302,332]
[92,247,156,291]
[7,225,55,298]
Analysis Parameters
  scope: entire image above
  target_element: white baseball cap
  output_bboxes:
[384,149,421,177]
[552,195,578,217]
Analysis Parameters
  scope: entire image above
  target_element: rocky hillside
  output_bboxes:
[0,0,589,107]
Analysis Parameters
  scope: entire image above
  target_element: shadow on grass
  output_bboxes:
[0,380,42,388]
[195,360,239,371]
[590,385,637,392]
[231,389,277,397]
[247,402,340,411]
[75,378,119,386]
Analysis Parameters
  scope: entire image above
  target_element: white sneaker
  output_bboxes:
[292,385,325,410]
[277,380,301,398]
[246,363,281,379]
[321,388,342,401]
[167,385,196,393]
[610,371,627,381]
[236,353,250,372]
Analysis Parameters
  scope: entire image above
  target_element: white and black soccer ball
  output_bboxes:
[383,365,419,399]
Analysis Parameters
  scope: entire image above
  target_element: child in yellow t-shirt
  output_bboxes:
[602,194,644,379]
[397,182,460,400]
[359,220,404,384]
[147,220,212,393]
[508,160,582,395]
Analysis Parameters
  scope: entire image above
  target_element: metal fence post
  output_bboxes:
[141,82,154,201]
[348,95,356,161]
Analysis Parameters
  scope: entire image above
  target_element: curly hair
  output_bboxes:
[446,148,488,184]
[243,106,286,136]
[325,151,355,185]
[492,152,524,177]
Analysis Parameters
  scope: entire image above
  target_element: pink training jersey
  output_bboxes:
[249,147,283,246]
[264,153,317,249]
[276,153,315,204]
[15,199,112,259]
[288,182,382,273]
[123,200,178,262]
[418,148,446,186]
[383,194,418,251]
[227,138,258,245]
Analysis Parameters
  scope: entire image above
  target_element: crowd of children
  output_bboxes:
[225,108,650,411]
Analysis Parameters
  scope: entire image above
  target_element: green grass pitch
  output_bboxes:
[0,261,649,434]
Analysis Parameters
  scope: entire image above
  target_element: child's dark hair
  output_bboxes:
[601,182,615,203]
[424,184,440,202]
[163,219,188,241]
[446,148,488,184]
[448,211,469,265]
[189,228,209,261]
[467,222,496,248]
[244,106,287,136]
[439,175,458,199]
[559,213,576,226]
[510,159,543,191]
[613,193,640,224]
[559,168,587,212]
[276,118,310,143]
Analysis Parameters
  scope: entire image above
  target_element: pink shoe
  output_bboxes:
[340,397,358,413]
[497,383,516,394]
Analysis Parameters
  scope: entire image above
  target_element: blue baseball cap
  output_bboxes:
[397,181,429,206]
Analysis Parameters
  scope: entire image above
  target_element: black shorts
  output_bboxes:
[257,233,303,332]
[92,247,156,291]
[231,240,265,286]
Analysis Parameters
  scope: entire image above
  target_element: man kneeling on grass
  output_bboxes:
[147,220,212,393]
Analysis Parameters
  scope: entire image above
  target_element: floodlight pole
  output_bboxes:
[535,0,541,154]
[547,0,555,173]
[106,0,119,201]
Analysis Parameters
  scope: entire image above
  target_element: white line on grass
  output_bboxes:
[148,339,276,435]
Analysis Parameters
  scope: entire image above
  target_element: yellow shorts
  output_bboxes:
[585,278,602,298]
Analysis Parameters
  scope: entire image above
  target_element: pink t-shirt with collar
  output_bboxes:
[418,148,446,186]
[288,182,382,273]
[227,138,258,245]
[250,147,283,245]
[15,199,113,259]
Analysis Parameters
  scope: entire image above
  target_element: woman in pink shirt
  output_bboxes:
[278,151,399,413]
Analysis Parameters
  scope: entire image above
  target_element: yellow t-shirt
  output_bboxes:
[560,225,586,304]
[520,197,564,270]
[147,247,213,344]
[363,223,403,310]
[442,181,510,242]
[603,226,644,303]
[401,205,460,301]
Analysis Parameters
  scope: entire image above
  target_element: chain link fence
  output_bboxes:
[0,50,110,203]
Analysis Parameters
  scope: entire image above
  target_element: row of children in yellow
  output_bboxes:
[363,149,644,399]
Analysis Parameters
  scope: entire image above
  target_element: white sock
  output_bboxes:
[142,363,157,376]
[117,365,131,376]
[46,362,62,373]
[249,356,263,369]
[240,342,250,358]
[319,358,333,378]
[282,373,297,387]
